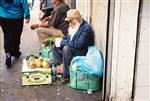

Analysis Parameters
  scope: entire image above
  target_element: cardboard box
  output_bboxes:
[21,59,52,86]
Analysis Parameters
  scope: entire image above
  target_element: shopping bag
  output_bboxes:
[71,46,104,77]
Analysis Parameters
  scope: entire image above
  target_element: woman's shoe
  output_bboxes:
[5,53,11,67]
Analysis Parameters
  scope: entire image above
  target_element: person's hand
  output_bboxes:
[57,34,64,37]
[42,16,51,23]
[25,19,30,23]
[55,37,62,47]
[30,24,39,30]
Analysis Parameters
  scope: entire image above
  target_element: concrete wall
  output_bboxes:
[90,0,108,53]
[134,0,150,100]
[110,0,140,100]
[76,0,91,23]
[76,0,108,58]
[64,0,76,9]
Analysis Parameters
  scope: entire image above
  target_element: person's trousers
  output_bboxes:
[52,46,88,78]
[0,17,23,55]
[37,27,64,44]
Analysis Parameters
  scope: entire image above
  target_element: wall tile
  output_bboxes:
[142,0,150,18]
[135,65,150,86]
[134,86,150,100]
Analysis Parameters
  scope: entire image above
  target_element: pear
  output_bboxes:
[36,60,43,67]
[29,60,37,68]
[38,56,44,62]
[42,61,49,68]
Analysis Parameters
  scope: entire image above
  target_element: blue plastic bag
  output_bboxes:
[71,46,104,77]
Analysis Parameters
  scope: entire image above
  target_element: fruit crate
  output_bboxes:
[21,59,52,86]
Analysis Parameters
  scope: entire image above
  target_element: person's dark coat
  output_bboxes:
[60,20,94,50]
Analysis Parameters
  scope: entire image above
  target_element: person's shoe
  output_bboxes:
[5,53,11,68]
[60,78,70,84]
[12,51,22,58]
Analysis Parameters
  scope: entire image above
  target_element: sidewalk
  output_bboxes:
[0,1,102,101]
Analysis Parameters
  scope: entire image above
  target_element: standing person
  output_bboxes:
[52,9,94,84]
[0,0,30,67]
[40,0,54,21]
[31,0,70,44]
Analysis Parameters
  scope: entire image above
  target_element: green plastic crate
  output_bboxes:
[70,66,102,91]
[40,47,56,65]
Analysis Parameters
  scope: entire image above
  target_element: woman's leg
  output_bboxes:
[0,18,23,55]
[11,18,24,56]
[0,17,13,67]
[0,17,23,67]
